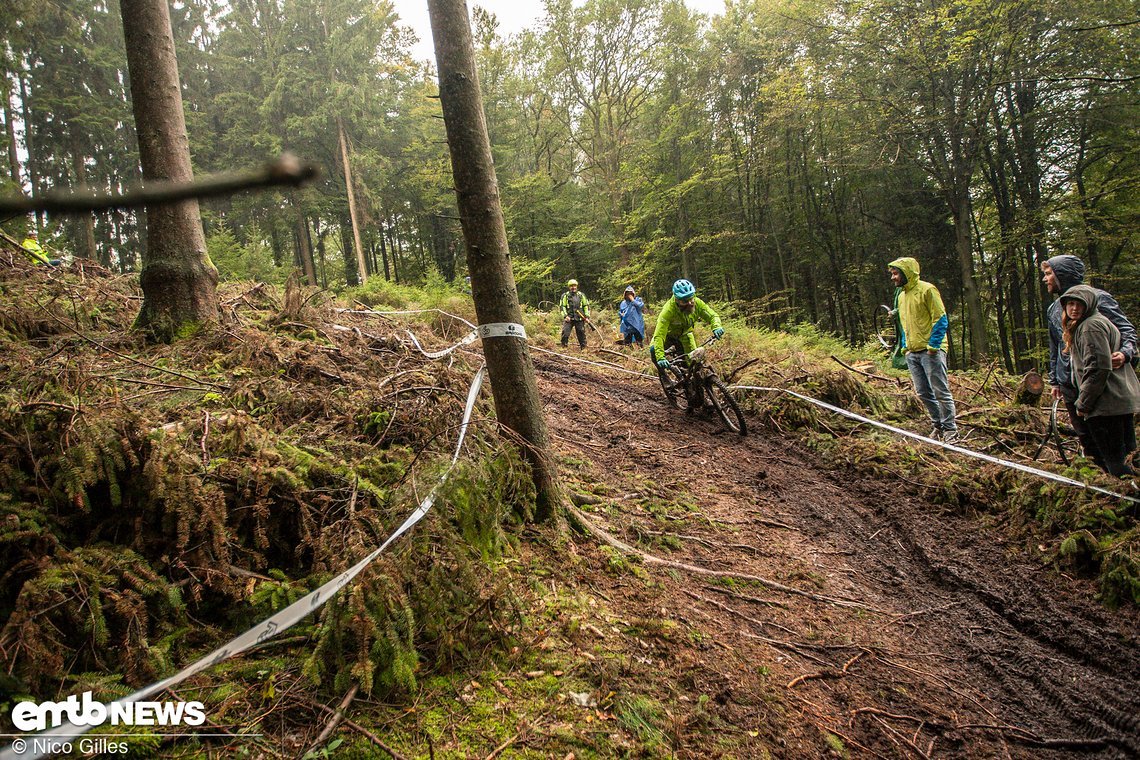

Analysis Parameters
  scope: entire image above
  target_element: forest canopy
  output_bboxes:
[2,0,1137,370]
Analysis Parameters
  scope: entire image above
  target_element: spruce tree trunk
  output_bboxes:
[292,191,318,285]
[121,0,217,342]
[952,201,987,363]
[337,116,368,285]
[69,131,98,262]
[3,82,20,186]
[19,75,43,229]
[428,0,559,520]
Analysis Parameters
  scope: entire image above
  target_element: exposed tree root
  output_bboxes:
[567,505,885,614]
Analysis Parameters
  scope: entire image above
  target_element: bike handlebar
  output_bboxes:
[662,333,722,365]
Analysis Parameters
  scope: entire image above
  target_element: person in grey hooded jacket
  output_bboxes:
[1041,255,1137,460]
[1059,285,1140,477]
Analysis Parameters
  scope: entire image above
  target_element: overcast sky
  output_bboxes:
[393,0,727,63]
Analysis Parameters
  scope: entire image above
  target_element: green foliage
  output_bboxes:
[615,694,668,752]
[2,546,187,691]
[250,570,306,615]
[302,738,343,760]
[207,226,289,285]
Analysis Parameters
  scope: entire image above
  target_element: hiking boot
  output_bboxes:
[943,429,960,445]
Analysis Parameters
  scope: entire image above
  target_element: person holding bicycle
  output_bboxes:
[650,279,725,406]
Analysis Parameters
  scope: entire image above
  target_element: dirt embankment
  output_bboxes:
[533,351,1140,759]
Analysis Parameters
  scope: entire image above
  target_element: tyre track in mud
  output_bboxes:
[532,352,1140,757]
[812,475,1140,757]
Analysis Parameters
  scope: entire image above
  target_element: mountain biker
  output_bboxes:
[650,279,724,404]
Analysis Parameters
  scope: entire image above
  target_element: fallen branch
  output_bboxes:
[703,584,787,609]
[107,376,214,392]
[568,506,885,614]
[830,355,903,387]
[870,713,931,760]
[303,695,409,760]
[306,683,358,755]
[787,671,838,688]
[952,723,1109,751]
[598,348,630,361]
[725,357,760,384]
[786,651,867,688]
[852,707,938,726]
[484,732,520,760]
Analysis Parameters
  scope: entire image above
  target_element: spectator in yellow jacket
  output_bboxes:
[889,257,958,443]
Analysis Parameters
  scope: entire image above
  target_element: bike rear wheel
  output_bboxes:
[658,365,691,410]
[706,377,746,435]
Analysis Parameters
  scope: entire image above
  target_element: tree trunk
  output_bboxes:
[337,116,368,285]
[69,130,98,262]
[291,191,317,285]
[336,212,354,283]
[379,221,391,281]
[121,0,218,342]
[386,215,400,284]
[428,0,559,520]
[315,225,328,289]
[18,74,43,228]
[1014,369,1044,406]
[3,81,21,186]
[951,198,987,362]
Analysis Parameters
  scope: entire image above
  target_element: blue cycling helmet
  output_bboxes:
[672,279,696,299]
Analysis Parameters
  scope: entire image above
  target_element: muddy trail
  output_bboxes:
[530,350,1140,759]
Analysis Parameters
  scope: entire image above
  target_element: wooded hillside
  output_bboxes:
[2,0,1137,363]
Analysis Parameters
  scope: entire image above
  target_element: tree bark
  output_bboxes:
[379,221,391,281]
[3,81,21,187]
[18,74,42,228]
[951,197,987,363]
[428,0,559,520]
[69,130,98,262]
[121,0,218,342]
[292,191,317,285]
[337,116,368,285]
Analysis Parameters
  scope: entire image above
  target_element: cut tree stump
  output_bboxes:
[1014,369,1044,406]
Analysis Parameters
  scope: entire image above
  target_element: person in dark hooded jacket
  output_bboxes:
[1042,255,1137,461]
[1058,285,1140,477]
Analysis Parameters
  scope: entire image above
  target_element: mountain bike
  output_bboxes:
[657,336,747,436]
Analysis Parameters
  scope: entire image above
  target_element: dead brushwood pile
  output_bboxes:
[0,257,531,712]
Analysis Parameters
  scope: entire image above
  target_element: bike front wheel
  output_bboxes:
[658,365,691,410]
[705,377,747,435]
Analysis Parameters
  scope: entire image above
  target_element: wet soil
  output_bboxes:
[531,350,1140,759]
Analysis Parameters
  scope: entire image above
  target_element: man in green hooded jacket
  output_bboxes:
[888,257,958,442]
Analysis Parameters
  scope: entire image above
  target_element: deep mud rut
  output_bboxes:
[529,350,1140,759]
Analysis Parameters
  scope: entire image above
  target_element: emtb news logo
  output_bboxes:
[11,692,206,731]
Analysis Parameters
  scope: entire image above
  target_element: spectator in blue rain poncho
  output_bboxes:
[618,285,645,348]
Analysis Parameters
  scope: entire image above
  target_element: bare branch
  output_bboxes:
[0,153,320,216]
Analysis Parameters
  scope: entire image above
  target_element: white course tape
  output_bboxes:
[1,368,487,760]
[732,385,1140,505]
[406,328,479,359]
[405,322,526,360]
[335,307,477,329]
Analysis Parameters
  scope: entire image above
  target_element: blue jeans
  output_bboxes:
[906,350,957,433]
